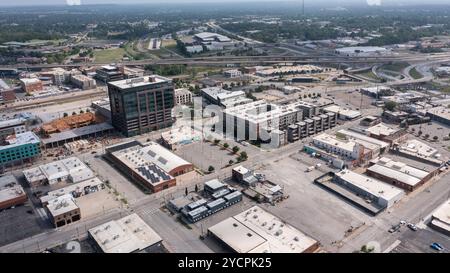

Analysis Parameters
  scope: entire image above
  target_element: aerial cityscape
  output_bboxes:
[1,0,450,258]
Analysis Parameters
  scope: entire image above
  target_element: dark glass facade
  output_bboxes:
[108,77,175,137]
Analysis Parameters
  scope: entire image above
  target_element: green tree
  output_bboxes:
[223,143,229,149]
[433,136,439,141]
[214,139,220,145]
[232,146,240,154]
[384,101,397,111]
[63,113,68,117]
[240,151,248,160]
[229,160,234,165]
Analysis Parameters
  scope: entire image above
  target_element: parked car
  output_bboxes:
[389,224,401,233]
[407,223,418,231]
[430,243,443,251]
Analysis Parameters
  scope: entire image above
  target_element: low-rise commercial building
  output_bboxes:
[0,132,41,166]
[364,123,407,144]
[391,139,443,166]
[20,78,43,93]
[46,194,81,227]
[323,105,361,120]
[0,175,27,210]
[312,133,364,161]
[366,157,437,192]
[208,206,319,253]
[23,157,94,187]
[424,106,450,126]
[40,177,104,206]
[337,129,390,157]
[223,69,242,78]
[88,213,162,253]
[255,65,323,77]
[430,199,450,235]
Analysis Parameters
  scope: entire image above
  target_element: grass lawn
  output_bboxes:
[380,62,410,72]
[409,67,423,79]
[357,71,383,82]
[93,48,128,62]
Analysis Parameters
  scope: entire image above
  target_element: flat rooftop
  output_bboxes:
[323,105,361,119]
[338,129,390,149]
[209,206,318,253]
[23,156,93,184]
[431,199,450,232]
[366,123,399,137]
[336,170,404,201]
[397,139,438,158]
[1,132,40,151]
[88,213,162,253]
[47,194,79,217]
[108,75,171,90]
[109,141,191,175]
[0,175,25,205]
[370,157,430,184]
[313,133,358,153]
[40,177,103,204]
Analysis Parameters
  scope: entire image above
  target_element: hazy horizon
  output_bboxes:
[2,0,450,7]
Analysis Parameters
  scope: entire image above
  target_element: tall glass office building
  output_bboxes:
[107,76,175,137]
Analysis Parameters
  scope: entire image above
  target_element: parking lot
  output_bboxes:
[408,122,450,154]
[0,204,52,247]
[391,227,450,253]
[252,156,372,250]
[175,140,253,173]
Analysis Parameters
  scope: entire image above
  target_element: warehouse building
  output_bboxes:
[105,141,193,192]
[208,206,319,253]
[255,65,323,77]
[424,106,450,126]
[430,199,450,236]
[0,175,27,210]
[323,105,361,120]
[88,213,163,253]
[40,177,104,206]
[23,157,94,188]
[334,170,404,209]
[366,157,436,192]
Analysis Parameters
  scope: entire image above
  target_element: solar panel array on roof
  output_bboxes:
[137,164,172,184]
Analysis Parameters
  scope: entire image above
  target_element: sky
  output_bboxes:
[1,0,450,6]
